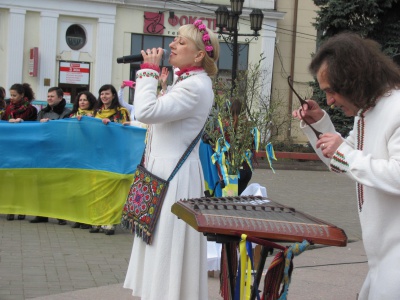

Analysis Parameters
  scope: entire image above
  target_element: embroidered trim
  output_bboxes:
[175,73,197,84]
[329,151,349,173]
[137,70,159,81]
[193,20,214,58]
[357,110,366,211]
[357,182,364,212]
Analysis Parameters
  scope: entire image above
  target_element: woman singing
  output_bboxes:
[124,21,220,299]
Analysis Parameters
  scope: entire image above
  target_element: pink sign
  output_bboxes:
[144,12,165,34]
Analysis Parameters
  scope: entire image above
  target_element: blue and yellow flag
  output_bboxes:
[199,140,222,197]
[0,117,146,225]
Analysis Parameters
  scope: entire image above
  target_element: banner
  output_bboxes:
[0,117,146,225]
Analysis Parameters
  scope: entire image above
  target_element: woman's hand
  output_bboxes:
[9,118,23,123]
[102,118,111,125]
[141,47,164,66]
[40,118,50,123]
[159,67,169,91]
[316,133,344,158]
[292,100,324,124]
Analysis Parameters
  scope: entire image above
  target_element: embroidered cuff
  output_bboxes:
[140,63,160,73]
[329,150,349,173]
[136,69,160,81]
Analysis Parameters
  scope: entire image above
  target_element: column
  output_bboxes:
[94,18,115,94]
[37,11,59,99]
[260,20,277,105]
[6,8,26,88]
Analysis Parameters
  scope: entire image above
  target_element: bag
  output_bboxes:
[121,165,168,245]
[121,127,204,245]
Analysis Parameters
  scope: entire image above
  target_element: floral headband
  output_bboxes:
[193,20,214,58]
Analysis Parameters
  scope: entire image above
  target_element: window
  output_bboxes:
[129,34,174,103]
[129,34,249,102]
[66,24,87,51]
[217,42,249,83]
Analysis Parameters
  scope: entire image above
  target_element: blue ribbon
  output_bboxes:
[266,142,277,174]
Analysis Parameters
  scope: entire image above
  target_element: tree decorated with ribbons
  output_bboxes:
[204,58,289,190]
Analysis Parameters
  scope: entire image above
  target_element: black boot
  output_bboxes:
[6,214,14,221]
[17,215,26,220]
[80,224,91,229]
[89,226,100,233]
[58,219,67,225]
[71,222,81,228]
[30,216,49,223]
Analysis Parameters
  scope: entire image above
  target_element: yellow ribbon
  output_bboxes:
[239,234,252,300]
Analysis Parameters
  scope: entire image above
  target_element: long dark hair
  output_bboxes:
[309,32,400,109]
[9,83,35,102]
[94,84,121,111]
[0,86,5,109]
[70,91,97,115]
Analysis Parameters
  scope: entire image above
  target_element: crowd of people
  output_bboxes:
[1,82,133,235]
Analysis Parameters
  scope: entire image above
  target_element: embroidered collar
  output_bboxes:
[358,107,371,118]
[175,67,204,84]
[175,67,204,77]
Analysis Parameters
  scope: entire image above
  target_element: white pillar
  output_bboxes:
[6,8,26,88]
[259,20,277,104]
[37,11,59,100]
[94,18,115,95]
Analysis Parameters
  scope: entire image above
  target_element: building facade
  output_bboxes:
[273,0,319,143]
[0,0,319,143]
[0,0,284,101]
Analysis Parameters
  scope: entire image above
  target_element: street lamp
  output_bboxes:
[215,0,264,94]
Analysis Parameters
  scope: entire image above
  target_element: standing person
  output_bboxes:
[2,83,37,221]
[69,91,97,118]
[37,87,71,122]
[0,86,6,119]
[90,84,130,235]
[118,81,135,121]
[292,32,400,299]
[123,20,220,299]
[93,84,130,125]
[31,87,71,225]
[68,91,96,229]
[2,83,37,122]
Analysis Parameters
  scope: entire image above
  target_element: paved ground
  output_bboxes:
[0,167,365,300]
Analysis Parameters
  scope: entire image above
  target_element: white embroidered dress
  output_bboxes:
[123,68,213,300]
[301,89,400,299]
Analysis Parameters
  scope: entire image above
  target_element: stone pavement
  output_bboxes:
[0,168,366,300]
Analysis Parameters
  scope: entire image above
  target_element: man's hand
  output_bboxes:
[292,100,324,124]
[316,133,343,158]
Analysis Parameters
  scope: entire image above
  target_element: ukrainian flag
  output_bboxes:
[199,140,222,197]
[0,117,146,225]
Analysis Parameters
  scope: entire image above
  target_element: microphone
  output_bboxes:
[116,49,169,64]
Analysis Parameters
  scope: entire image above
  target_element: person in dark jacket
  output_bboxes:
[31,87,71,225]
[37,87,71,121]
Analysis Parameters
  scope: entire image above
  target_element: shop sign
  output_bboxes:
[143,12,216,35]
[59,62,90,85]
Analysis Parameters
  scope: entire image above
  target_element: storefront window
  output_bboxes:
[66,24,87,51]
[128,34,248,103]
